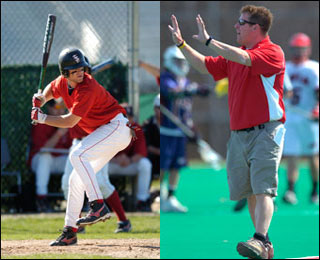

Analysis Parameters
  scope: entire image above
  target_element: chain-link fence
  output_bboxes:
[1,1,159,212]
[1,1,131,65]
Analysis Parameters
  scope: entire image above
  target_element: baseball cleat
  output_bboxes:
[114,220,132,233]
[50,226,77,246]
[77,226,86,234]
[237,238,268,259]
[76,200,111,227]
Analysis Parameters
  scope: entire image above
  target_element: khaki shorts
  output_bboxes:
[226,121,286,200]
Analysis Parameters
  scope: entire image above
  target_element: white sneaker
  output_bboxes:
[161,196,188,213]
[311,193,319,204]
[160,184,168,200]
[283,190,298,205]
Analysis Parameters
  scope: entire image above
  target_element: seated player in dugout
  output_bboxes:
[31,48,135,246]
[108,103,153,212]
[27,98,72,213]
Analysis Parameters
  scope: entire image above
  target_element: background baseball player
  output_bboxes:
[31,48,132,246]
[282,33,319,205]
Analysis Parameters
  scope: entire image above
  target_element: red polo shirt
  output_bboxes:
[205,36,286,130]
[51,73,126,134]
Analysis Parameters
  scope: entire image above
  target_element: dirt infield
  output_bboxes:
[1,238,160,259]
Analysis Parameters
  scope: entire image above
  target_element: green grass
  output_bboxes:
[1,214,159,240]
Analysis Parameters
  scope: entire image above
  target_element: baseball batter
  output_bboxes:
[31,48,132,246]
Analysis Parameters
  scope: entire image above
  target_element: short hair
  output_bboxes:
[240,5,273,35]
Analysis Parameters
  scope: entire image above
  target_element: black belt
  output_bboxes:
[236,124,265,133]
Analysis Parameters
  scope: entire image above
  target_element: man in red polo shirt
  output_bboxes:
[31,48,132,246]
[168,5,286,259]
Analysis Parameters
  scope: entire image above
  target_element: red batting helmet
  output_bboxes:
[289,33,311,47]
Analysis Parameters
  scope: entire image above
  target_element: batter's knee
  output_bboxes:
[69,148,83,167]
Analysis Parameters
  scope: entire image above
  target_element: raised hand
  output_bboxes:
[192,14,210,44]
[168,15,184,45]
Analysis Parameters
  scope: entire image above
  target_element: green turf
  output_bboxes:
[1,215,160,240]
[160,162,319,259]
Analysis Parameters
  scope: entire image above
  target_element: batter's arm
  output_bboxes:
[44,112,81,128]
[42,83,55,103]
[34,83,54,107]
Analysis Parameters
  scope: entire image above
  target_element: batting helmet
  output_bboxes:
[84,56,92,74]
[289,33,311,48]
[58,48,89,77]
[163,45,189,77]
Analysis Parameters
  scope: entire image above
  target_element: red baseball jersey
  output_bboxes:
[27,124,73,167]
[51,73,126,134]
[69,124,88,139]
[115,122,147,157]
[205,36,286,130]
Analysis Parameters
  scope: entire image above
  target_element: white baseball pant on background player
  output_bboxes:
[62,139,115,200]
[109,157,152,202]
[32,152,68,195]
[283,60,319,156]
[65,113,131,228]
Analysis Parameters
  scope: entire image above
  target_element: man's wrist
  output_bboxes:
[176,40,186,49]
[205,36,213,46]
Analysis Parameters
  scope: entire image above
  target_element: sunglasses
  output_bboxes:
[238,18,259,26]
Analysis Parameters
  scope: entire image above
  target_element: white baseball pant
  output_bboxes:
[62,140,115,200]
[65,113,131,228]
[32,152,68,196]
[109,157,152,201]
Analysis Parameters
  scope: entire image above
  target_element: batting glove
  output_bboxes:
[31,107,47,124]
[32,93,46,107]
[126,122,141,141]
